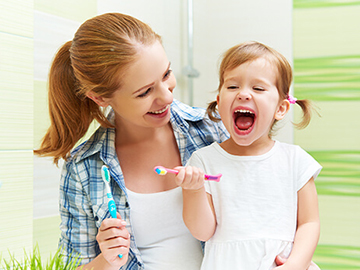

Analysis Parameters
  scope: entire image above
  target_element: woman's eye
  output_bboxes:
[138,88,152,98]
[164,69,172,79]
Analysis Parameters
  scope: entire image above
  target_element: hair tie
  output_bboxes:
[287,94,297,104]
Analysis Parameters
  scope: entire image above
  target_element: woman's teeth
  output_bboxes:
[149,105,169,114]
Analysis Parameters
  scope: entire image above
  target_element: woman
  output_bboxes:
[35,12,228,270]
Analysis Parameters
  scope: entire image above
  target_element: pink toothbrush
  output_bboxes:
[154,166,222,182]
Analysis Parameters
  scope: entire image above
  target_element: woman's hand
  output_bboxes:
[96,212,130,268]
[174,166,205,191]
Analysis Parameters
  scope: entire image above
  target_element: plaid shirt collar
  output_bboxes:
[71,99,205,164]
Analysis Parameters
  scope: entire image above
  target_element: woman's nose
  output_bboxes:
[157,82,174,103]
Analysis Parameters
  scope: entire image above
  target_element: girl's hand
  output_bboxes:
[174,166,205,190]
[96,212,130,267]
[274,256,321,270]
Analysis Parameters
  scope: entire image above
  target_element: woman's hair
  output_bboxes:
[34,13,161,164]
[207,41,314,134]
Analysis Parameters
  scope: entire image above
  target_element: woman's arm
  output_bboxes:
[274,177,320,270]
[175,166,217,241]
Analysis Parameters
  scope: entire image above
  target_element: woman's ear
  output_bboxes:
[275,99,290,120]
[86,91,109,107]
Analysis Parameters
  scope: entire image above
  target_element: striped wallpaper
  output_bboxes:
[0,0,34,260]
[293,0,360,268]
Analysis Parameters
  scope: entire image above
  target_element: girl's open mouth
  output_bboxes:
[233,109,255,133]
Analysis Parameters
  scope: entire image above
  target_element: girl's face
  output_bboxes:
[95,41,176,131]
[217,57,289,152]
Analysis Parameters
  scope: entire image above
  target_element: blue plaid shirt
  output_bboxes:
[59,99,229,269]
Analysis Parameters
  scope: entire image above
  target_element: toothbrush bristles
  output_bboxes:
[154,166,167,175]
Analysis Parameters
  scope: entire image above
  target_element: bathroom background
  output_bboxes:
[0,0,359,269]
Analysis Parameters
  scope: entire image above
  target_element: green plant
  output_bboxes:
[0,245,83,270]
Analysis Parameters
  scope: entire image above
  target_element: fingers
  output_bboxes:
[308,262,321,270]
[175,166,205,190]
[97,224,130,243]
[99,215,126,231]
[101,231,130,250]
[98,214,129,242]
[96,213,131,265]
[274,255,287,266]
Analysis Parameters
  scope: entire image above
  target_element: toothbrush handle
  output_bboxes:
[166,168,221,182]
[165,168,180,174]
[204,174,222,181]
[108,199,117,218]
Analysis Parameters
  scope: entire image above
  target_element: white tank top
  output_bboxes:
[126,187,203,270]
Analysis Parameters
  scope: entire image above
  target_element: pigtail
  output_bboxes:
[206,100,221,122]
[34,41,111,164]
[293,98,317,129]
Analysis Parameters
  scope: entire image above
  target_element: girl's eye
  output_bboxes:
[137,88,152,98]
[227,85,239,90]
[253,87,265,91]
[163,69,172,80]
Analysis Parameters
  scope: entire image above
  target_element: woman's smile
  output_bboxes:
[147,104,171,117]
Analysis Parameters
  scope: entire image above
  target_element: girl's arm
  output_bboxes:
[175,166,217,241]
[275,177,320,270]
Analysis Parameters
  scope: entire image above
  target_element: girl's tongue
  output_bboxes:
[235,115,254,130]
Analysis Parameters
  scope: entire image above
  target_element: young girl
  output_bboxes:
[175,41,322,270]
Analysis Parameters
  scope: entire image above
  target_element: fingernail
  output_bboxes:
[118,254,123,259]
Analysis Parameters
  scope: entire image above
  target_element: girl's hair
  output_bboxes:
[207,41,314,134]
[34,13,161,164]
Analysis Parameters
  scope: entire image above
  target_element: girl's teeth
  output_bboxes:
[235,109,254,114]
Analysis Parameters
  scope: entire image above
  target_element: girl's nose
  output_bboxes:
[237,90,251,101]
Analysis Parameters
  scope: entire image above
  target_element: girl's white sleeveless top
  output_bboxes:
[126,187,203,270]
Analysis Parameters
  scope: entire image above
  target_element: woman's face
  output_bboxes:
[102,41,176,130]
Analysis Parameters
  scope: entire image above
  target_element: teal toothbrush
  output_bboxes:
[101,165,117,219]
[101,165,123,259]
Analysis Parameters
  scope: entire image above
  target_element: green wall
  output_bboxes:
[0,0,34,260]
[293,1,360,268]
[32,0,97,261]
